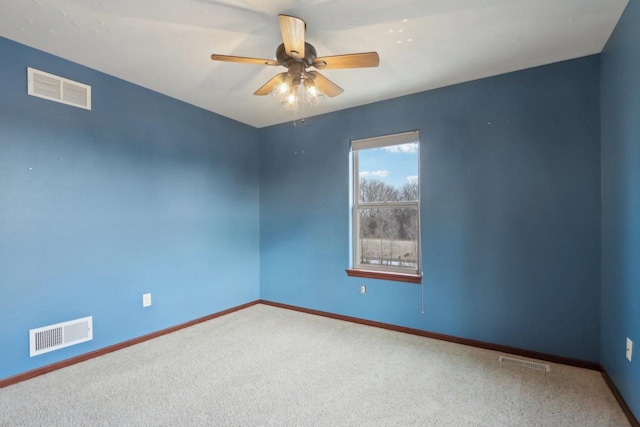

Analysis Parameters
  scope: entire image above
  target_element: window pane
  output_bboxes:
[358,206,418,269]
[358,142,418,202]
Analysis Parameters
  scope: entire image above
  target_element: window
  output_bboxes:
[347,131,421,283]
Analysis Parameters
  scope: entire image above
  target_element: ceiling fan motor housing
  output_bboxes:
[276,42,317,70]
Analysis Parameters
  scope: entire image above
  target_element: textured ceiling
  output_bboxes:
[0,0,629,128]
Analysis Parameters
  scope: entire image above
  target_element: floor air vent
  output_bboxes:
[27,67,91,110]
[29,316,93,357]
[499,356,550,372]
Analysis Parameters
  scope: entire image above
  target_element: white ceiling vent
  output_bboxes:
[27,67,91,110]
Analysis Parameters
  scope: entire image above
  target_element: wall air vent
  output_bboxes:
[27,67,91,110]
[29,316,93,357]
[499,356,550,372]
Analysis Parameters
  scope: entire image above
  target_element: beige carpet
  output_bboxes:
[0,304,630,426]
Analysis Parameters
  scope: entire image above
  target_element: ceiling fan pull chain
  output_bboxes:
[301,87,306,123]
[293,102,297,126]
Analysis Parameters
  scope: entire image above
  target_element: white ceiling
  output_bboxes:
[0,0,628,128]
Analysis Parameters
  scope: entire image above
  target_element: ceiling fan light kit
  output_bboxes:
[211,14,379,114]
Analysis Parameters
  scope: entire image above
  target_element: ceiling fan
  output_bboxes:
[211,14,379,111]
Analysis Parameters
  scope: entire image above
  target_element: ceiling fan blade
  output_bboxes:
[278,14,306,59]
[313,52,379,69]
[308,71,343,97]
[254,73,287,96]
[211,54,279,66]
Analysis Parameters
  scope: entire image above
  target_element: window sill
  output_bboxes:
[346,268,422,284]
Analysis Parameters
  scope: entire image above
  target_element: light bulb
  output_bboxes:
[304,80,324,106]
[282,85,298,111]
[307,85,318,97]
[272,81,291,103]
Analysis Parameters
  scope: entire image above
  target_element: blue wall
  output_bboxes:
[0,37,260,379]
[601,0,640,417]
[260,56,602,363]
[3,12,638,417]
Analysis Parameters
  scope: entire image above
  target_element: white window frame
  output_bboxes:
[351,131,421,279]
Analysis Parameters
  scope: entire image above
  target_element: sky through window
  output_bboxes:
[358,142,418,188]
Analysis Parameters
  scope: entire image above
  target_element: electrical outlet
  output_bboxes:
[142,293,152,308]
[626,338,633,362]
[360,284,366,295]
